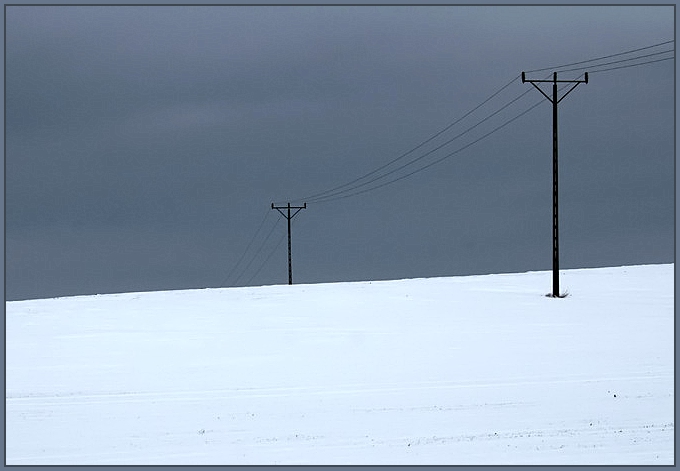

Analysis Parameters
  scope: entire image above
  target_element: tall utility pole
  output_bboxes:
[271,202,307,285]
[522,71,588,298]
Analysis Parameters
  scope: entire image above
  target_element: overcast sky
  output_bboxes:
[5,5,675,300]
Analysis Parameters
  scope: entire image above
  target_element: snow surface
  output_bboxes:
[5,264,674,465]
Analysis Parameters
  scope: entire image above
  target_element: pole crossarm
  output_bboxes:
[272,203,307,220]
[271,202,307,285]
[522,71,588,104]
[521,71,588,298]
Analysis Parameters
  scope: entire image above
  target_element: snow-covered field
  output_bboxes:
[5,264,674,465]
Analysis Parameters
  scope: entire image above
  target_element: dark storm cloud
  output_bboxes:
[5,5,674,300]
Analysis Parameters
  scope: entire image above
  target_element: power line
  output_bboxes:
[245,230,288,286]
[556,49,673,74]
[291,74,521,205]
[308,78,582,204]
[587,55,674,74]
[232,217,281,286]
[305,83,540,204]
[311,97,548,204]
[219,209,271,287]
[305,72,559,203]
[525,39,673,73]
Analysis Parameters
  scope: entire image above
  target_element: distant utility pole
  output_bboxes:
[522,71,588,298]
[271,202,307,285]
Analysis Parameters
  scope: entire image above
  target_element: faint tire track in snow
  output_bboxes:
[6,372,671,406]
[9,451,208,465]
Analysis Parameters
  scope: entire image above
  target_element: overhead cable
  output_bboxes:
[556,49,674,74]
[245,230,288,286]
[305,84,538,204]
[589,55,674,74]
[291,74,521,205]
[219,208,271,287]
[232,217,281,286]
[310,97,548,204]
[526,39,674,73]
